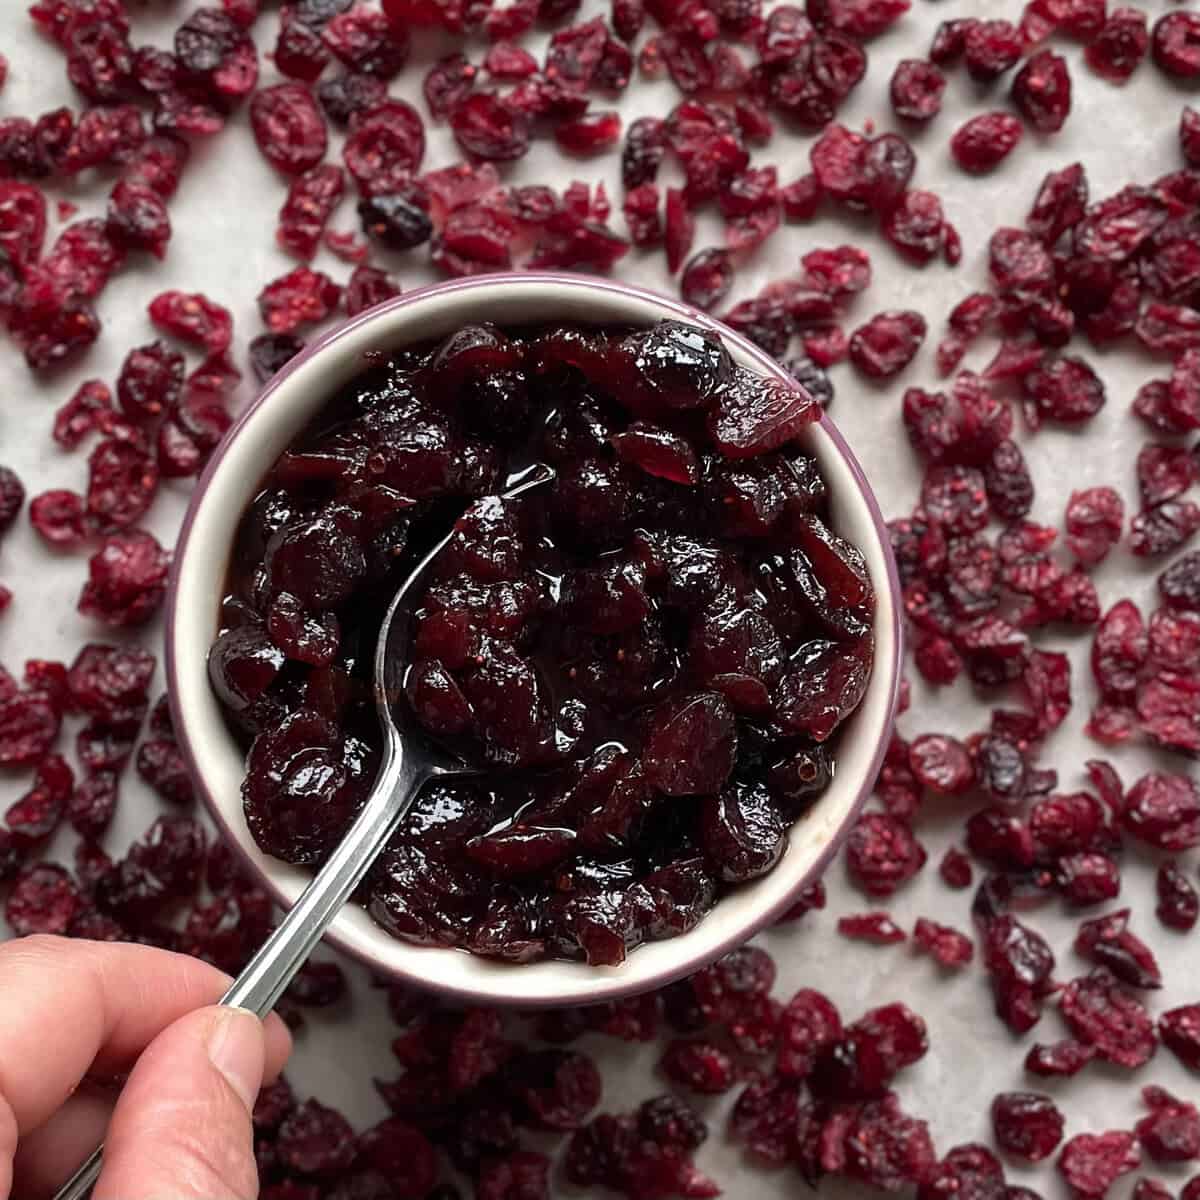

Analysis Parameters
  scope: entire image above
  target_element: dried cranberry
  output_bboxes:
[964,19,1022,81]
[5,862,81,934]
[1086,8,1149,81]
[939,847,973,889]
[1075,909,1162,990]
[849,310,926,379]
[838,911,907,944]
[1160,1005,1200,1070]
[1136,1086,1200,1165]
[555,111,622,156]
[277,1099,357,1174]
[1153,11,1200,79]
[344,264,400,316]
[1157,862,1199,931]
[913,918,973,967]
[1122,772,1200,850]
[1025,1039,1096,1078]
[258,266,341,333]
[323,6,408,78]
[1011,50,1072,134]
[148,290,232,352]
[1057,1131,1141,1199]
[450,93,529,161]
[951,113,1023,175]
[86,439,158,531]
[991,1093,1065,1162]
[890,59,944,122]
[1066,487,1124,566]
[278,165,345,260]
[679,248,733,311]
[1060,970,1157,1068]
[1024,357,1106,426]
[78,530,170,627]
[846,812,927,897]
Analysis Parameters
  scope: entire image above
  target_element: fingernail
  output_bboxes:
[205,1007,265,1112]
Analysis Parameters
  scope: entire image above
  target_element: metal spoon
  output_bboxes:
[55,463,557,1200]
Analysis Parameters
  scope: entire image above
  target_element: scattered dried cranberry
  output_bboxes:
[849,310,926,379]
[78,530,171,627]
[1136,1086,1200,1165]
[951,113,1023,175]
[258,266,341,333]
[1153,11,1200,79]
[1157,861,1199,931]
[890,58,944,122]
[1011,50,1072,134]
[1160,1005,1200,1070]
[913,918,973,967]
[1086,7,1149,81]
[5,862,81,934]
[964,19,1022,81]
[838,911,907,944]
[992,1092,1065,1162]
[1026,1039,1097,1078]
[1058,1131,1141,1199]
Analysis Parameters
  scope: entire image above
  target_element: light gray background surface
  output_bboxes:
[0,1,1197,1195]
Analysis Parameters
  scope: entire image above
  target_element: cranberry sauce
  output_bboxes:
[208,318,876,965]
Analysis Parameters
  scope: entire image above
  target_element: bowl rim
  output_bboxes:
[165,271,903,1006]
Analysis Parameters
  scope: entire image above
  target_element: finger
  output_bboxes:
[12,1085,116,1200]
[0,936,293,1197]
[94,1007,270,1200]
[0,937,232,1135]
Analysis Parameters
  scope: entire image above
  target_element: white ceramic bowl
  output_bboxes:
[166,273,902,1008]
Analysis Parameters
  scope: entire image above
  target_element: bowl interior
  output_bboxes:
[168,274,901,1007]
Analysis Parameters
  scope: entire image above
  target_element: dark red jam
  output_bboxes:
[209,319,876,965]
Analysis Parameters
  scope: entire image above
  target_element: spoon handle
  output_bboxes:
[224,741,426,1016]
[53,741,429,1200]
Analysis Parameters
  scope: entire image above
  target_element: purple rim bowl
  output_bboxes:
[165,272,903,1009]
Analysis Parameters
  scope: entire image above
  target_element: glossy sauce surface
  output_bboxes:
[209,319,874,964]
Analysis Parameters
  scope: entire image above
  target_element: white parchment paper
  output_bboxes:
[0,1,1197,1196]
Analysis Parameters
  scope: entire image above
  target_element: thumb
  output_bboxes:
[93,1006,268,1200]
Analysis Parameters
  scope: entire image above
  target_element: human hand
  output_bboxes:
[0,935,293,1200]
